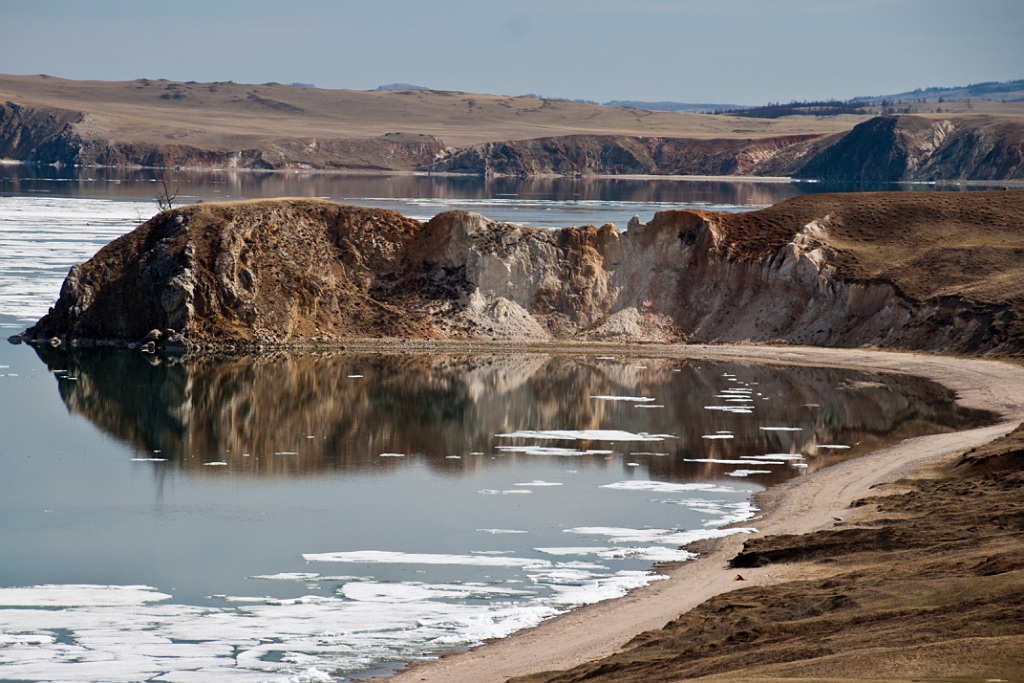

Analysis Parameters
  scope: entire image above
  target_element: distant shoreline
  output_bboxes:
[6,160,1024,188]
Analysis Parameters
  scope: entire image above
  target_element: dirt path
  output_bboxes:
[376,345,1024,683]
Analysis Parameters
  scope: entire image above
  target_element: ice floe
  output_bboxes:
[303,550,551,569]
[495,446,614,456]
[590,395,657,402]
[513,480,564,487]
[565,526,757,546]
[600,480,738,494]
[703,405,754,414]
[684,458,785,465]
[726,469,773,477]
[497,430,674,442]
[759,426,802,431]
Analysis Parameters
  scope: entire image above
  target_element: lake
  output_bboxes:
[0,168,990,682]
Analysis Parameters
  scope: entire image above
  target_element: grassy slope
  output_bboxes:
[713,190,1024,305]
[511,424,1024,683]
[0,73,871,149]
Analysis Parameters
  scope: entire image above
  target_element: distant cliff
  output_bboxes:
[20,191,1024,357]
[795,115,1024,181]
[0,102,445,170]
[5,95,1024,180]
[428,134,829,177]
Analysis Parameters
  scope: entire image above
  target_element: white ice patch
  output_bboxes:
[701,434,734,440]
[0,196,151,322]
[590,395,657,402]
[741,453,805,461]
[495,446,614,456]
[704,406,754,414]
[477,529,529,535]
[535,546,696,563]
[601,480,738,494]
[817,444,851,449]
[0,584,171,607]
[566,526,756,546]
[727,469,773,477]
[478,489,533,495]
[497,430,674,442]
[684,458,785,465]
[379,453,406,458]
[759,426,802,432]
[248,573,322,582]
[303,551,552,569]
[514,480,564,487]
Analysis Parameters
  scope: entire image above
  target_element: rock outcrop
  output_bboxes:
[428,134,830,177]
[795,114,1024,181]
[21,191,1024,356]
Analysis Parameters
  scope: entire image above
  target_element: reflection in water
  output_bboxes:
[3,166,1005,209]
[34,347,987,485]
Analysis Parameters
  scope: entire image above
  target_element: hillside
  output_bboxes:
[17,190,1024,357]
[0,73,857,169]
[3,74,1024,180]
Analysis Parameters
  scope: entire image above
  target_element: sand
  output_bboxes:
[375,344,1024,683]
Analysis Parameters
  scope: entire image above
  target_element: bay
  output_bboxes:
[0,170,992,682]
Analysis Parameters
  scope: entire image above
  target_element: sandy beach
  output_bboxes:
[377,344,1024,683]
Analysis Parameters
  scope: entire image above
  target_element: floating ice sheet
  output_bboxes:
[495,446,614,456]
[590,395,657,402]
[727,469,773,477]
[497,430,674,442]
[759,426,802,432]
[600,480,738,494]
[684,458,785,465]
[566,526,757,546]
[303,550,551,569]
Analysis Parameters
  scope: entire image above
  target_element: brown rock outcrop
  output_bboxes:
[22,191,1024,356]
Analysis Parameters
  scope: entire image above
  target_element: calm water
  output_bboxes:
[0,170,992,682]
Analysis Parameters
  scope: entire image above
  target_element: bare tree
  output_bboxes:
[156,178,179,211]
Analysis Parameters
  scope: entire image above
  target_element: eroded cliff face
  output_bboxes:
[796,115,1024,181]
[21,192,1024,356]
[0,103,446,170]
[428,134,829,177]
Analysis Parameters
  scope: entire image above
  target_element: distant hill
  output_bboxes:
[604,100,745,113]
[852,79,1024,104]
[376,83,431,91]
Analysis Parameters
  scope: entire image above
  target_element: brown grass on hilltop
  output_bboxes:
[715,189,1024,306]
[511,423,1024,683]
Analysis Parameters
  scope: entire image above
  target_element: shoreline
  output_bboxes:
[7,160,1024,187]
[373,344,1024,683]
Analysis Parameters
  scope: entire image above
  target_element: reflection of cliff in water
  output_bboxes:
[33,347,989,482]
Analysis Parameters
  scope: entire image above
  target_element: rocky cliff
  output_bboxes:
[795,115,1024,181]
[0,102,446,170]
[19,191,1024,356]
[427,134,830,177]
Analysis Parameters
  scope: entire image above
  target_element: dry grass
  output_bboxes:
[0,73,882,149]
[714,190,1024,305]
[512,423,1024,683]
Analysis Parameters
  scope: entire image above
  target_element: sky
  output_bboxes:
[2,0,1022,106]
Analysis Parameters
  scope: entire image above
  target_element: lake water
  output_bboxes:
[0,169,990,682]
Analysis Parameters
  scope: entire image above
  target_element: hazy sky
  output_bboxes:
[2,0,1021,105]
